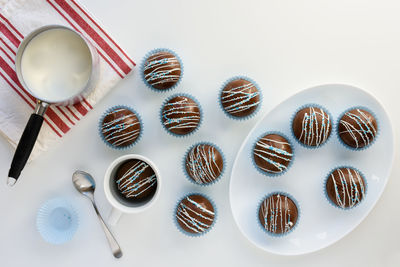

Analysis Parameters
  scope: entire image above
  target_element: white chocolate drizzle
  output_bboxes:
[102,108,140,147]
[260,194,295,234]
[176,196,215,233]
[186,144,222,184]
[339,109,377,148]
[330,168,365,208]
[297,107,331,146]
[254,136,292,173]
[116,161,157,198]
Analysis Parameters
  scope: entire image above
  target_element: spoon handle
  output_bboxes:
[91,201,123,258]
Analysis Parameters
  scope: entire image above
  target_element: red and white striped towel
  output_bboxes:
[0,0,135,159]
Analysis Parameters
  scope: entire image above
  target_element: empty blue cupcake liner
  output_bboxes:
[98,105,143,150]
[251,131,295,178]
[159,93,203,138]
[257,191,301,238]
[182,142,226,186]
[290,103,334,149]
[173,193,217,237]
[218,75,263,121]
[336,106,379,151]
[323,166,368,210]
[36,198,79,244]
[140,48,184,92]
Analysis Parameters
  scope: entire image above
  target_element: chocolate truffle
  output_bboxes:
[185,144,224,185]
[292,106,332,147]
[143,50,181,90]
[259,193,298,235]
[101,107,141,148]
[115,159,157,201]
[338,108,378,149]
[176,194,215,235]
[326,167,366,209]
[253,134,293,175]
[161,95,201,135]
[220,78,261,118]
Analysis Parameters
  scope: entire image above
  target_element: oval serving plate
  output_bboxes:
[229,84,394,255]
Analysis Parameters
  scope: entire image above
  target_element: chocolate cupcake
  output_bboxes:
[175,194,215,236]
[184,143,224,185]
[253,133,293,175]
[142,49,182,91]
[338,108,378,149]
[220,77,261,119]
[100,106,142,149]
[292,106,332,147]
[325,167,366,209]
[115,159,157,202]
[161,94,201,136]
[258,193,299,235]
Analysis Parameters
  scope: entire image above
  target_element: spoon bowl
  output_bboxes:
[72,170,96,196]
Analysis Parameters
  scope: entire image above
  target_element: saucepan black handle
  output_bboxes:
[8,113,44,186]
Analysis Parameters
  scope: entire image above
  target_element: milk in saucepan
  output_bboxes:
[21,28,92,102]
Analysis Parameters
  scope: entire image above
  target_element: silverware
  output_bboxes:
[72,170,122,258]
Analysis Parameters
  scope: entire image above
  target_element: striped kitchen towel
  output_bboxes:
[0,0,135,159]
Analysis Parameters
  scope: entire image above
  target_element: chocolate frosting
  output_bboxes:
[326,167,366,208]
[161,95,201,135]
[220,78,260,118]
[143,51,181,90]
[185,144,223,184]
[115,159,157,201]
[176,194,215,234]
[101,107,141,148]
[292,106,332,147]
[258,194,298,234]
[253,134,293,174]
[338,108,377,149]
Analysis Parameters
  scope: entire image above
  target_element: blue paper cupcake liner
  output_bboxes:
[251,131,295,177]
[182,142,226,186]
[159,93,203,138]
[36,198,79,244]
[98,105,143,150]
[257,191,301,238]
[323,166,368,210]
[140,48,184,92]
[173,193,217,237]
[336,106,379,151]
[290,103,334,149]
[218,76,263,121]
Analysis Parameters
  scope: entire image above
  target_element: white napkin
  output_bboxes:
[0,0,135,160]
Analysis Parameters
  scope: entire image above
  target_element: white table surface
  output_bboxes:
[1,0,399,266]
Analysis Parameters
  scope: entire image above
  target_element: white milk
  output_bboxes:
[21,28,92,102]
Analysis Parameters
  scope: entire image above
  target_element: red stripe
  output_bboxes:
[46,0,124,78]
[53,0,132,75]
[0,70,62,137]
[0,38,16,55]
[0,56,70,133]
[66,106,80,120]
[0,22,20,47]
[83,98,93,109]
[73,102,88,116]
[0,46,14,63]
[56,106,75,125]
[0,14,24,39]
[45,107,70,133]
[69,0,135,66]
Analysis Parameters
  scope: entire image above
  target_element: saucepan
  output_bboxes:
[7,25,99,186]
